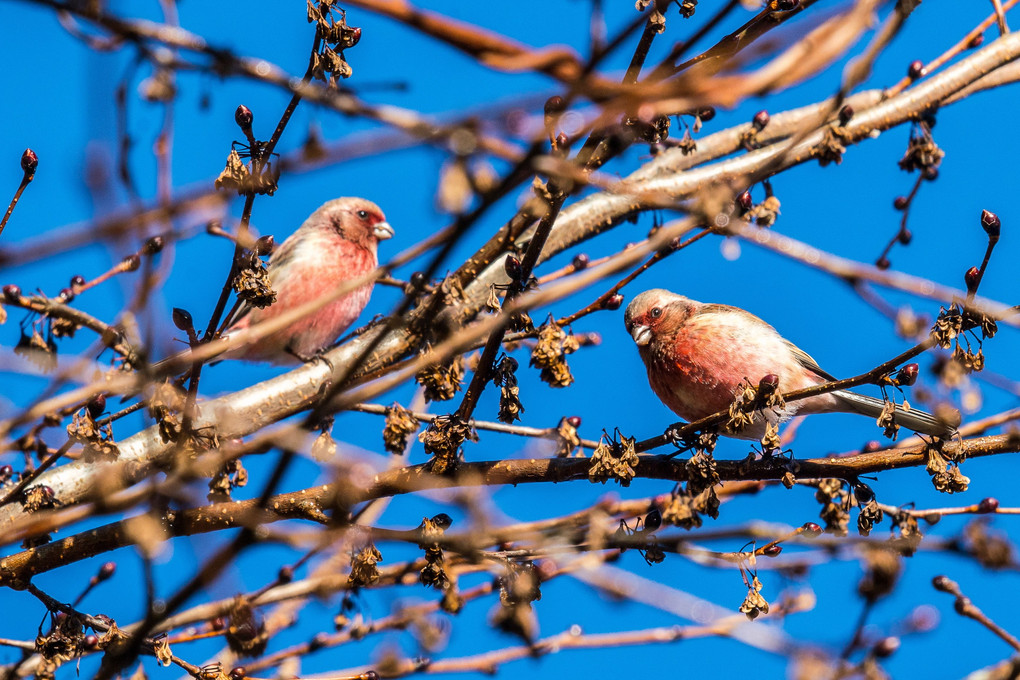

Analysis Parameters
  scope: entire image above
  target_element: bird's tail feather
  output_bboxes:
[834,390,959,437]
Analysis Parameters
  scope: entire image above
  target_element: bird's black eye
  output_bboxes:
[357,210,369,220]
[650,307,662,319]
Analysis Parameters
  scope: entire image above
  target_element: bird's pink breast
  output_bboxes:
[645,311,820,422]
[235,233,377,360]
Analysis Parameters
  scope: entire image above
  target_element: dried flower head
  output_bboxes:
[383,403,420,455]
[233,253,277,309]
[415,351,465,402]
[418,415,477,474]
[588,432,639,486]
[348,544,383,588]
[529,317,579,388]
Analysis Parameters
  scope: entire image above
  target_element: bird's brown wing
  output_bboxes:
[784,339,838,382]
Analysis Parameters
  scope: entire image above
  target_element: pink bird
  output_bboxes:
[222,197,393,363]
[624,289,956,440]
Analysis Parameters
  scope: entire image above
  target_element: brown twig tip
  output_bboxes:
[602,294,624,311]
[737,190,753,213]
[121,253,141,272]
[965,266,981,293]
[896,363,919,386]
[838,104,855,125]
[20,148,38,177]
[172,307,195,335]
[97,561,117,581]
[801,522,823,536]
[86,393,107,419]
[254,234,275,256]
[235,104,254,133]
[873,636,901,658]
[144,235,165,255]
[981,209,1001,239]
[977,497,1000,513]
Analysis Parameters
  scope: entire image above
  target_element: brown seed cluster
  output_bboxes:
[382,403,420,455]
[529,317,579,388]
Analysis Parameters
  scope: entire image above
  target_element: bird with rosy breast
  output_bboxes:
[624,289,958,440]
[221,196,393,363]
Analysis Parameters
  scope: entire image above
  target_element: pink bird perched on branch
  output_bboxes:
[222,197,393,363]
[624,289,958,441]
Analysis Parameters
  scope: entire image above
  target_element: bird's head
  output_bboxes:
[317,197,394,247]
[624,288,694,347]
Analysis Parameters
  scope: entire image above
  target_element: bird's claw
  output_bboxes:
[663,422,695,458]
[287,346,335,373]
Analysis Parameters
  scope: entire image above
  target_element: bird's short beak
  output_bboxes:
[374,221,394,241]
[630,324,652,346]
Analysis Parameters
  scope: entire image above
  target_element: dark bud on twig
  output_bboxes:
[968,33,984,49]
[308,632,328,651]
[977,497,999,513]
[70,275,86,289]
[229,667,246,680]
[980,209,1000,239]
[776,0,799,9]
[21,149,38,175]
[874,637,900,658]
[431,512,454,530]
[964,266,980,293]
[122,254,141,272]
[898,228,912,245]
[97,561,116,581]
[235,105,254,131]
[603,294,624,311]
[410,271,427,289]
[277,565,294,583]
[853,482,875,504]
[896,363,919,386]
[2,284,20,302]
[254,235,275,256]
[893,196,908,210]
[84,635,100,650]
[762,544,783,556]
[144,236,165,255]
[87,394,107,419]
[0,465,12,482]
[752,110,770,131]
[907,60,925,79]
[644,509,662,532]
[348,26,362,47]
[922,166,939,181]
[801,522,822,536]
[544,96,566,128]
[696,106,716,122]
[566,416,582,428]
[504,254,523,282]
[58,288,75,303]
[737,190,753,212]
[758,373,779,396]
[931,575,954,592]
[838,104,854,125]
[555,132,569,152]
[572,253,589,271]
[172,307,194,333]
[876,256,891,270]
[862,440,882,452]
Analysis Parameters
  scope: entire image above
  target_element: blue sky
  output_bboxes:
[1,1,1019,678]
